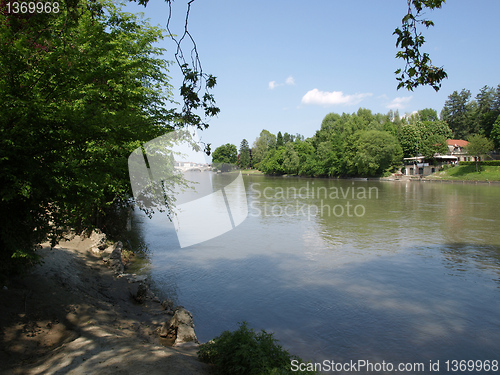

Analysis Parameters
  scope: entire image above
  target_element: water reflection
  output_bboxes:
[133,175,500,371]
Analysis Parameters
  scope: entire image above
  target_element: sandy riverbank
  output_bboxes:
[0,233,210,375]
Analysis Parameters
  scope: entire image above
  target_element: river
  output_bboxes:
[128,174,500,373]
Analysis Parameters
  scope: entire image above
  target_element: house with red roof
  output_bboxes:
[403,139,471,177]
[447,139,470,161]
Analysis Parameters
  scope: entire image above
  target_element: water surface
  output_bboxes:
[128,175,500,373]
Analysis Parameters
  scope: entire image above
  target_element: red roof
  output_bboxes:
[447,139,469,147]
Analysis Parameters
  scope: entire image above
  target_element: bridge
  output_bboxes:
[174,161,211,172]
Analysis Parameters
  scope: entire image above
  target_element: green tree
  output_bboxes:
[346,130,403,177]
[474,85,500,137]
[398,120,451,158]
[212,143,238,165]
[282,143,300,175]
[276,131,284,148]
[251,130,276,167]
[419,120,452,157]
[398,124,421,157]
[259,148,285,175]
[0,0,179,276]
[490,114,500,150]
[418,108,439,122]
[239,139,251,169]
[441,89,474,139]
[465,134,494,172]
[283,132,293,143]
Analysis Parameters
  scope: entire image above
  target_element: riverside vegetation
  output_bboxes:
[198,322,317,375]
[213,86,500,179]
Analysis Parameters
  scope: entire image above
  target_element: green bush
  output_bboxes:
[198,322,317,375]
[460,160,500,166]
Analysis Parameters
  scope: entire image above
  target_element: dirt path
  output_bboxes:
[0,235,211,374]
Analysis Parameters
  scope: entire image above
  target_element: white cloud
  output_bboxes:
[386,96,413,110]
[301,89,372,106]
[268,76,295,90]
[285,76,295,85]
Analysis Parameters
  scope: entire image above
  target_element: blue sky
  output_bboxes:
[124,0,500,151]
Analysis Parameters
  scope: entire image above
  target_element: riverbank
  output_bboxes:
[0,232,210,375]
[425,164,500,181]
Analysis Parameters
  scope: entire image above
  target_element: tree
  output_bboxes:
[251,130,276,167]
[212,143,238,165]
[345,130,403,177]
[473,85,500,137]
[397,120,451,158]
[282,143,300,175]
[134,0,219,136]
[418,108,439,122]
[276,131,284,148]
[393,0,447,91]
[0,0,183,277]
[465,134,494,172]
[283,132,293,144]
[239,139,251,169]
[398,124,421,157]
[441,89,474,139]
[491,114,500,150]
[259,148,285,175]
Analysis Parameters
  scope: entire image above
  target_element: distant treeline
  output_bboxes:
[212,85,500,177]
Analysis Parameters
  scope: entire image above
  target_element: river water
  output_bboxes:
[128,174,500,373]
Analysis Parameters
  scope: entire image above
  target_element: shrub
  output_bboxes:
[460,160,500,166]
[198,321,317,375]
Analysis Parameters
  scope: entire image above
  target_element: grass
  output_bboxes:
[427,165,500,181]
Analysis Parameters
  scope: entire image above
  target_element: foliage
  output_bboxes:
[0,0,179,277]
[198,321,317,375]
[418,108,439,122]
[134,0,219,139]
[345,130,403,176]
[397,124,421,157]
[441,86,500,139]
[473,85,500,138]
[251,110,409,178]
[281,143,300,175]
[491,114,500,150]
[460,160,500,166]
[276,131,284,148]
[259,148,285,175]
[441,89,474,139]
[465,134,494,172]
[239,139,251,169]
[398,120,451,158]
[393,0,447,91]
[212,143,238,165]
[251,130,277,167]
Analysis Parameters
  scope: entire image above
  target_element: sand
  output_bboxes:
[0,234,211,374]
